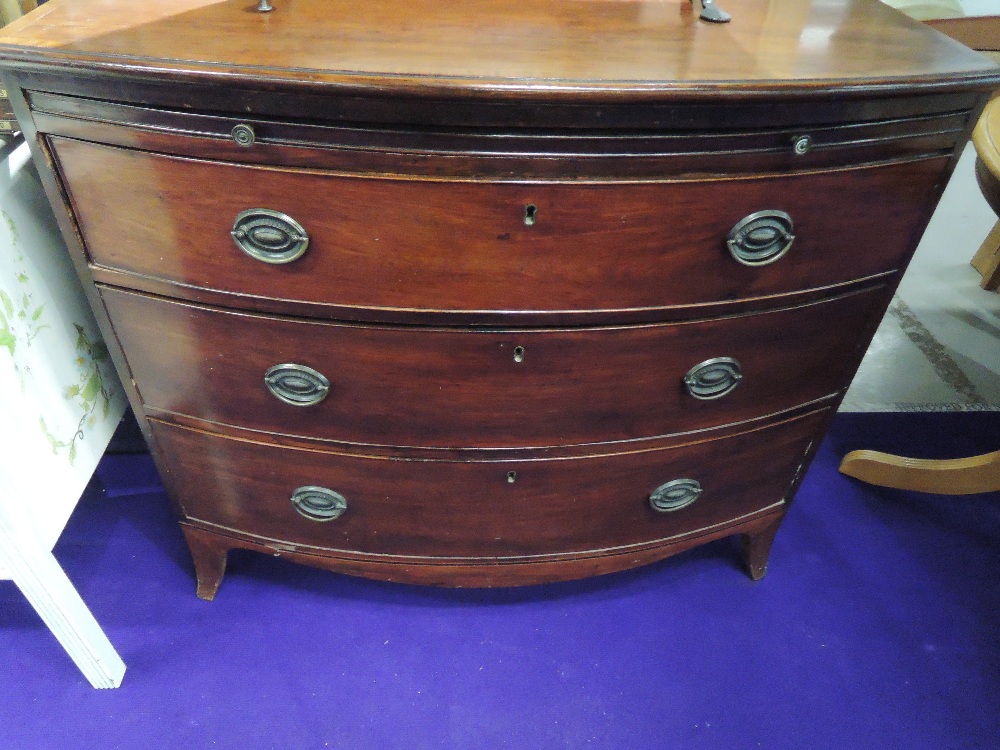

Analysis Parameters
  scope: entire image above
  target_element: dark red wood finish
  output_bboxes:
[1,0,997,597]
[54,137,947,321]
[179,511,788,597]
[29,90,967,177]
[101,286,879,449]
[153,408,825,563]
[1,0,996,102]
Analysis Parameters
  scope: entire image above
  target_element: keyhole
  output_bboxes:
[507,471,517,484]
[523,204,537,226]
[513,346,525,363]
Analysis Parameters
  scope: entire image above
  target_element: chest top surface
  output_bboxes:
[0,0,997,99]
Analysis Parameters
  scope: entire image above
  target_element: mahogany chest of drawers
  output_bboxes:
[1,0,997,599]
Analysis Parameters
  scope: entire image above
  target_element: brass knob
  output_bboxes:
[649,479,703,512]
[726,210,795,267]
[264,364,330,406]
[291,486,347,522]
[231,123,256,147]
[683,357,742,400]
[231,208,310,264]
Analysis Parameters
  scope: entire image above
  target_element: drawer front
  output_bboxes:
[55,137,944,318]
[103,286,880,448]
[152,410,826,560]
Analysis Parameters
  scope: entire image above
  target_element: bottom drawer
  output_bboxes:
[152,409,826,564]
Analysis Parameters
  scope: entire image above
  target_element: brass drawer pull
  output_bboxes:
[726,210,795,266]
[649,478,703,512]
[792,134,813,155]
[264,363,330,406]
[231,123,256,147]
[683,357,742,400]
[231,208,310,264]
[291,486,347,522]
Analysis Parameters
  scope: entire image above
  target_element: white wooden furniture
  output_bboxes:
[0,141,126,688]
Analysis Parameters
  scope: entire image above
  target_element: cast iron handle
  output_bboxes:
[291,486,347,522]
[649,479,703,512]
[264,364,330,406]
[683,357,743,400]
[726,210,795,266]
[232,208,310,264]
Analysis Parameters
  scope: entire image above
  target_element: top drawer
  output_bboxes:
[51,136,946,322]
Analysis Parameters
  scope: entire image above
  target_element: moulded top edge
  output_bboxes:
[0,0,998,100]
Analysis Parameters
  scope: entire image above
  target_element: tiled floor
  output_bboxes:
[841,144,1000,411]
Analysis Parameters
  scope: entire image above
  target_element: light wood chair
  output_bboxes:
[970,97,1000,291]
[839,448,1000,495]
[839,40,1000,496]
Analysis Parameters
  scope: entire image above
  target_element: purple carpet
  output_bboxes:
[2,413,998,749]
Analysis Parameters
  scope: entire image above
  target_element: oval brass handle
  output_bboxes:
[291,486,347,522]
[649,479,703,512]
[683,357,742,400]
[264,364,330,406]
[726,210,795,266]
[231,208,310,264]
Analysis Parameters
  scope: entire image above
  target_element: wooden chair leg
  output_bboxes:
[839,449,1000,494]
[180,524,230,601]
[970,218,1000,291]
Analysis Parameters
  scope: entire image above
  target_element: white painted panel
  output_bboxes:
[0,143,126,576]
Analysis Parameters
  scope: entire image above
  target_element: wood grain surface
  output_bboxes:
[54,137,946,320]
[1,0,994,592]
[151,409,825,561]
[0,0,997,97]
[102,286,878,449]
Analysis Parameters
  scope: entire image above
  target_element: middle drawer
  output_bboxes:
[102,286,881,448]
